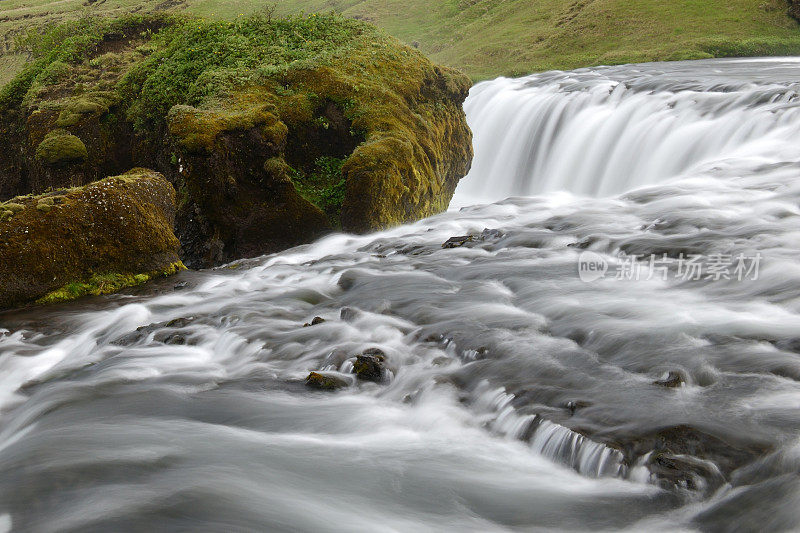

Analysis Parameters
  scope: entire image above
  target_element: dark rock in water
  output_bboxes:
[647,451,725,494]
[174,281,189,290]
[305,372,348,391]
[480,228,504,240]
[362,347,387,358]
[303,316,326,327]
[164,334,187,346]
[462,346,488,361]
[565,400,592,415]
[340,307,360,322]
[166,317,195,328]
[653,370,686,388]
[113,316,196,346]
[612,425,772,496]
[442,235,474,248]
[354,348,387,382]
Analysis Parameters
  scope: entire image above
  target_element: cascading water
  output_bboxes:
[3,58,800,532]
[452,58,800,205]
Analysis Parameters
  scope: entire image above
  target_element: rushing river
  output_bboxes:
[3,58,800,532]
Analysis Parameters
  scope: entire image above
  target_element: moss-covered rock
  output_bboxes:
[0,168,183,309]
[34,129,88,165]
[305,372,349,391]
[0,13,473,267]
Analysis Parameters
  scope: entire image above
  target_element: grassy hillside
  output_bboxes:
[0,0,799,81]
[271,0,800,78]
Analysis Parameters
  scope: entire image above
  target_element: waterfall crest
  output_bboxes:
[452,58,800,206]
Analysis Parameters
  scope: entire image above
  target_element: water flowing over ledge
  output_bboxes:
[452,57,800,206]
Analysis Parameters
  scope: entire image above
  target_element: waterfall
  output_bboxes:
[472,382,625,479]
[452,58,800,206]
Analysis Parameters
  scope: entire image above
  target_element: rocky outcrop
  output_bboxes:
[0,13,473,267]
[0,168,183,308]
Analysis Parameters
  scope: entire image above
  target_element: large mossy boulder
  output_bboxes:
[0,13,473,267]
[0,168,183,309]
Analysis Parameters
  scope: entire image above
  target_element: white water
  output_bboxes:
[3,58,800,531]
[453,58,800,205]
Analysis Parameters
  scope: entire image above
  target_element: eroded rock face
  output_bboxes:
[0,14,474,268]
[0,168,183,309]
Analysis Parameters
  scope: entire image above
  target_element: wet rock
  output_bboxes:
[647,451,725,494]
[462,346,488,361]
[565,400,592,415]
[353,348,387,382]
[442,235,474,248]
[480,228,504,240]
[340,307,360,322]
[173,281,189,290]
[113,316,196,346]
[303,316,326,327]
[164,334,187,345]
[611,425,773,496]
[305,372,348,391]
[653,370,686,388]
[166,317,194,328]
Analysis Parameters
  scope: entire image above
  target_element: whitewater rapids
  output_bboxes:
[2,58,800,532]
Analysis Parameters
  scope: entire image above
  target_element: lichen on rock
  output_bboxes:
[0,168,183,309]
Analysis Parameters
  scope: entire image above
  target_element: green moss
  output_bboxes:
[119,13,368,132]
[36,261,186,305]
[291,156,347,226]
[56,93,114,127]
[2,203,24,213]
[305,371,348,390]
[34,129,88,165]
[0,169,184,309]
[0,210,13,221]
[167,102,278,152]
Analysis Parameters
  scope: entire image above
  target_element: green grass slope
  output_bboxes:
[0,0,798,80]
[271,0,800,78]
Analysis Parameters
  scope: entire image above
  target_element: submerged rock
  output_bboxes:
[305,372,349,391]
[0,169,183,309]
[647,451,725,494]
